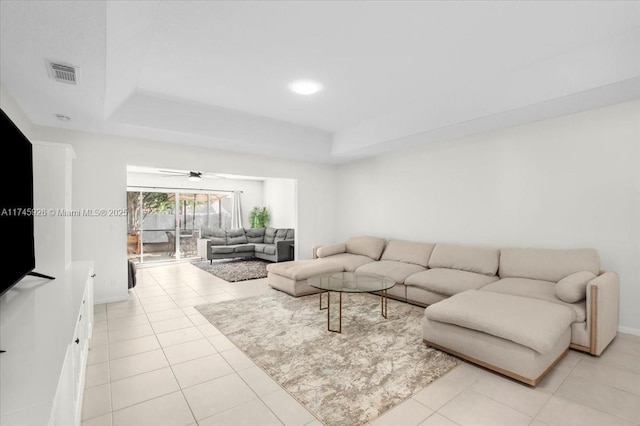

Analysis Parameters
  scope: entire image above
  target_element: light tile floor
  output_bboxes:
[82,262,640,426]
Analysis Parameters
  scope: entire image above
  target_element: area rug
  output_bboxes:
[192,258,269,282]
[195,291,462,426]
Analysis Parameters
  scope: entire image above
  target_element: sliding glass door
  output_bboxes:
[127,190,232,264]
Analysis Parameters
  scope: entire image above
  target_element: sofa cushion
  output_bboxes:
[267,259,343,280]
[228,244,254,253]
[317,253,374,272]
[425,290,575,353]
[226,228,248,245]
[317,243,346,258]
[285,229,295,240]
[345,236,386,260]
[274,228,289,242]
[356,260,426,284]
[499,248,600,282]
[244,228,265,243]
[480,278,586,322]
[428,243,500,276]
[264,227,277,244]
[253,243,266,253]
[210,246,235,254]
[380,240,435,268]
[201,228,227,245]
[405,268,499,296]
[556,271,597,303]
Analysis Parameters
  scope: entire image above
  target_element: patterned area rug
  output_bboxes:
[192,258,269,282]
[195,290,462,426]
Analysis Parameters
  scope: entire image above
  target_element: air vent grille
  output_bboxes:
[47,61,78,85]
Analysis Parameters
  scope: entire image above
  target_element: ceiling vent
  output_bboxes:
[46,61,79,85]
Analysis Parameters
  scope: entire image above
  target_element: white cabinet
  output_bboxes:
[0,262,94,426]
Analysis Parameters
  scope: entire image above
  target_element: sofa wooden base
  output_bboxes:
[424,339,569,386]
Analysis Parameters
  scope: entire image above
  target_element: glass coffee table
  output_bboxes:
[308,272,396,333]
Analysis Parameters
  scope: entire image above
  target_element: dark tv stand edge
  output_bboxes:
[27,271,55,280]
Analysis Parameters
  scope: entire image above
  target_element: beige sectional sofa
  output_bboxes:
[266,236,620,385]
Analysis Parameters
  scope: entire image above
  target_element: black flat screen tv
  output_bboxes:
[0,108,36,297]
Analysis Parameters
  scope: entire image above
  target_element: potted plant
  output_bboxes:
[249,206,270,228]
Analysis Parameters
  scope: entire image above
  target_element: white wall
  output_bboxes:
[337,100,640,334]
[19,127,337,304]
[262,178,297,229]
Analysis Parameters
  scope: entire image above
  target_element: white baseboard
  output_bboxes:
[618,325,640,336]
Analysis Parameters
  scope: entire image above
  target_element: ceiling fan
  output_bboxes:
[158,169,220,182]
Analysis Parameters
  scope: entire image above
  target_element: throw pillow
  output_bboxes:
[556,271,597,303]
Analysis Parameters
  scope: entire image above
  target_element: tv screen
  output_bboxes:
[0,108,36,296]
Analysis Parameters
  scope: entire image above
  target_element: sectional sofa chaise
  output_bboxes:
[266,236,620,385]
[197,227,295,263]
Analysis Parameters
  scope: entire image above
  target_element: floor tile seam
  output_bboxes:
[150,321,198,335]
[424,411,463,426]
[438,388,533,422]
[518,353,582,420]
[600,350,640,371]
[111,384,181,413]
[594,357,640,376]
[537,393,639,425]
[553,385,640,423]
[107,331,156,346]
[164,349,222,367]
[107,361,174,388]
[171,366,238,391]
[469,382,552,420]
[108,390,195,425]
[106,321,152,333]
[108,346,168,367]
[255,387,316,426]
[193,375,285,426]
[81,382,114,424]
[108,345,161,362]
[566,368,640,398]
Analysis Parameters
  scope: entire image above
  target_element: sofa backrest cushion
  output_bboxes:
[285,229,295,240]
[244,228,265,243]
[201,228,227,246]
[428,243,500,276]
[274,228,289,242]
[345,236,386,260]
[264,227,277,244]
[381,240,435,267]
[226,228,248,245]
[317,243,346,258]
[499,247,600,282]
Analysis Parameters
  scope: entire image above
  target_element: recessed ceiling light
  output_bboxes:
[55,114,70,121]
[288,79,323,95]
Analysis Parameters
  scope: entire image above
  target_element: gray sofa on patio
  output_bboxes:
[197,227,294,263]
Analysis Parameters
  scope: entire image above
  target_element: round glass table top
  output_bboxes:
[308,272,396,293]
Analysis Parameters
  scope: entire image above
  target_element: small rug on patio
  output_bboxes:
[195,291,462,426]
[192,258,269,282]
